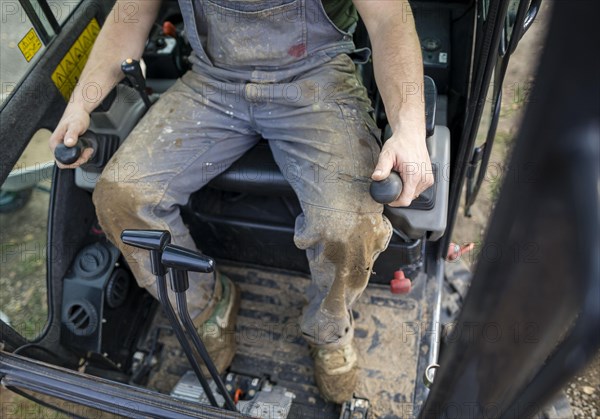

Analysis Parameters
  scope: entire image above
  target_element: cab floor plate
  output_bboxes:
[145,265,424,418]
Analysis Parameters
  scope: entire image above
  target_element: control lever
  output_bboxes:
[121,58,152,109]
[54,131,120,169]
[162,21,178,38]
[161,244,237,411]
[370,172,403,204]
[54,132,97,166]
[120,229,220,408]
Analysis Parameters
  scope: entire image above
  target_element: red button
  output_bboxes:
[390,270,411,294]
[163,21,177,38]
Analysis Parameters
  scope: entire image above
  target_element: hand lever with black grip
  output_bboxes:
[120,229,221,409]
[121,229,171,276]
[161,245,215,274]
[370,172,403,204]
[121,58,152,109]
[54,131,98,166]
[161,244,237,411]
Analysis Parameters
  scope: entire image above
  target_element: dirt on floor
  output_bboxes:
[565,353,600,419]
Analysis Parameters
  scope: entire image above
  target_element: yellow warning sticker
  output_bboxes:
[18,28,42,62]
[52,18,101,101]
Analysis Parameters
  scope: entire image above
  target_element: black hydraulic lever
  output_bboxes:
[121,58,152,109]
[54,60,151,167]
[162,245,215,273]
[54,132,98,166]
[370,172,403,204]
[120,230,220,408]
[54,131,120,169]
[161,244,237,411]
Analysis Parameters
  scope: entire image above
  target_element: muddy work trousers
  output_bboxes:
[93,54,392,348]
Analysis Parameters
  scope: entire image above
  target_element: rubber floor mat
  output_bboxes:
[146,265,422,418]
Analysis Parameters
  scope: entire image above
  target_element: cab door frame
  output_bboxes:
[0,0,115,351]
[444,0,542,250]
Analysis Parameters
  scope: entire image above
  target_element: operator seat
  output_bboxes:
[207,75,449,242]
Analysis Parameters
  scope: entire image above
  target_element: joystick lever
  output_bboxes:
[370,172,403,204]
[121,58,152,109]
[54,131,98,166]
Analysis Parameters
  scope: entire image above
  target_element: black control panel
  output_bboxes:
[412,4,451,92]
[143,4,191,79]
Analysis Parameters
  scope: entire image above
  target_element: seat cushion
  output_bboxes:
[208,142,295,197]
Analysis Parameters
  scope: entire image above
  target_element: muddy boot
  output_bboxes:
[310,340,359,404]
[194,273,240,375]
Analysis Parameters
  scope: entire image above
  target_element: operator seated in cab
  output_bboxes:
[49,0,433,403]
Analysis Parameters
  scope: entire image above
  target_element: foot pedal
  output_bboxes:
[171,371,225,406]
[236,380,294,418]
[340,397,370,419]
[171,371,295,418]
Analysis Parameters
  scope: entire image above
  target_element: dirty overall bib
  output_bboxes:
[94,0,392,347]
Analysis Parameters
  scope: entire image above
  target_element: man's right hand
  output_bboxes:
[49,105,94,169]
[47,1,163,169]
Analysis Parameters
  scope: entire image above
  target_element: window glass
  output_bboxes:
[48,0,85,25]
[505,0,521,44]
[0,129,54,340]
[34,3,55,36]
[1,1,87,105]
[481,0,490,20]
[0,1,50,105]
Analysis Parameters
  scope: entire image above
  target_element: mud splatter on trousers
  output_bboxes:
[93,54,392,347]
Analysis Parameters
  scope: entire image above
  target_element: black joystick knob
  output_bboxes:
[54,132,97,166]
[121,229,171,275]
[121,58,146,91]
[121,58,151,109]
[161,244,215,273]
[370,172,403,204]
[54,143,84,165]
[121,229,171,251]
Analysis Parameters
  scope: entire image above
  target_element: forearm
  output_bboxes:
[354,0,432,205]
[68,0,161,113]
[361,1,425,138]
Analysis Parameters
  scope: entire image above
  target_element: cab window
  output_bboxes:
[0,0,84,106]
[0,129,54,340]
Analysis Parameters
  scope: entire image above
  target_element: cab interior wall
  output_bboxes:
[36,0,470,357]
[6,0,477,413]
[41,169,98,356]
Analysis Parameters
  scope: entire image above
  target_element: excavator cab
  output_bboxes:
[0,1,598,417]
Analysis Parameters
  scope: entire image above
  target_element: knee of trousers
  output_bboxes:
[92,175,165,233]
[297,210,392,347]
[92,175,167,286]
[294,208,393,267]
[93,176,151,242]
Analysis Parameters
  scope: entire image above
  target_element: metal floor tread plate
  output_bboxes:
[145,265,426,418]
